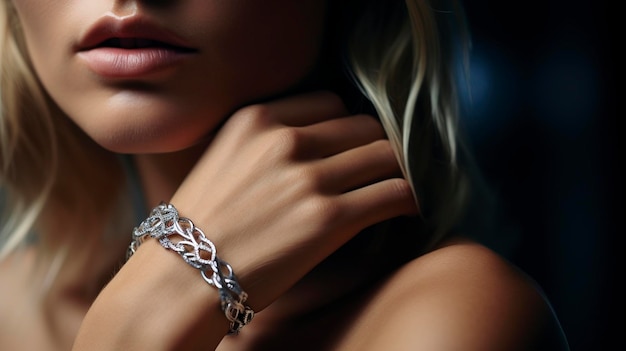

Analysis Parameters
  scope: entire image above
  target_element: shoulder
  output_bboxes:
[339,236,569,351]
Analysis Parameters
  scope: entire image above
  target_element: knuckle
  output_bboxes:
[377,139,395,155]
[290,165,325,192]
[268,127,305,158]
[302,195,342,227]
[388,178,415,203]
[235,104,275,128]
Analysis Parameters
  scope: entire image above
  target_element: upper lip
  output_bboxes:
[75,14,197,52]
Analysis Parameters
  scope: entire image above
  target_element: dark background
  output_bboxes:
[460,2,620,350]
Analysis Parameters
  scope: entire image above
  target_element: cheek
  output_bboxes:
[200,1,327,100]
[11,2,85,121]
[11,1,71,76]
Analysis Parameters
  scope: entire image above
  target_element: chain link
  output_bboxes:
[127,202,254,335]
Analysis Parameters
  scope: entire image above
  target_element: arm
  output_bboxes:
[72,91,417,350]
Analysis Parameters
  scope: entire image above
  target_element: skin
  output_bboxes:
[1,0,567,350]
[11,0,327,153]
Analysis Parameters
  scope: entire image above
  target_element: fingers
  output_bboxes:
[243,90,349,127]
[314,139,402,193]
[339,177,418,230]
[246,91,408,203]
[228,91,385,160]
[294,114,385,158]
[221,89,419,238]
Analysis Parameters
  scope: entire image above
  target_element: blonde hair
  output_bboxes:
[0,1,58,258]
[1,0,470,257]
[346,0,470,248]
[0,1,126,261]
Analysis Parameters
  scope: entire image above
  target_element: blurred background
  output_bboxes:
[460,2,620,350]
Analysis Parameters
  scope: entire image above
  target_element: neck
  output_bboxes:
[131,141,209,209]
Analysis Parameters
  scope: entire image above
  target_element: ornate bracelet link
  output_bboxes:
[127,202,254,335]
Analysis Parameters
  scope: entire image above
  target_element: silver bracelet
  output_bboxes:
[127,202,254,335]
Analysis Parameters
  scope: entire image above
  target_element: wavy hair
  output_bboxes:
[0,1,125,261]
[0,1,58,258]
[343,0,470,248]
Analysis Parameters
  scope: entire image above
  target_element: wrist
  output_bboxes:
[75,239,229,350]
[128,202,254,335]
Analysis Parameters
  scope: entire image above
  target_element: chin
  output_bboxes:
[76,118,210,155]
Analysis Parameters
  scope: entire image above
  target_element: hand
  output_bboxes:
[73,91,416,350]
[170,90,417,310]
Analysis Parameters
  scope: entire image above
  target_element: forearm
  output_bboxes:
[72,239,230,351]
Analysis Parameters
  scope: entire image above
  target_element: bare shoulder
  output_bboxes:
[337,237,569,351]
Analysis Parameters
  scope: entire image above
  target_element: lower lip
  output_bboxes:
[77,48,193,78]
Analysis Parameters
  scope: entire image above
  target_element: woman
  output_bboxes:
[0,0,568,350]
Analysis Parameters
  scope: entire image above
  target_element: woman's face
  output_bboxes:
[10,0,327,153]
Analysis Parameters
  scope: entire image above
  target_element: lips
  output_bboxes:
[76,16,197,78]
